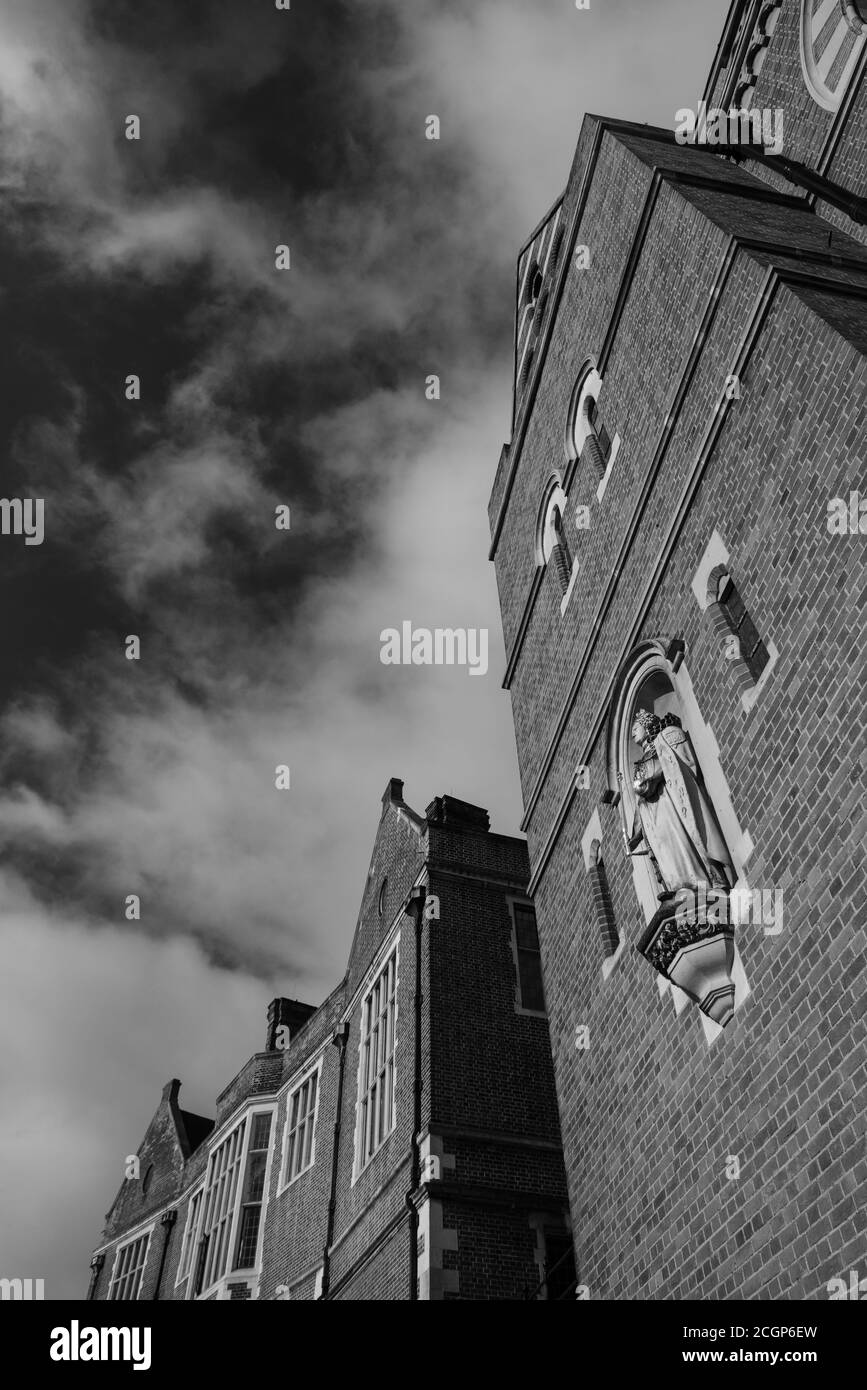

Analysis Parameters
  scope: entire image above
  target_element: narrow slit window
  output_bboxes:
[513,903,546,1013]
[717,574,769,682]
[588,841,619,958]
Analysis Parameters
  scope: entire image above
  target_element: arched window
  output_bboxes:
[579,395,613,480]
[527,264,543,309]
[705,565,770,691]
[547,503,572,597]
[565,361,620,499]
[800,0,866,111]
[733,2,782,106]
[564,361,598,461]
[759,0,782,37]
[715,572,769,683]
[517,271,547,399]
[537,479,575,601]
[520,344,535,391]
[587,840,619,958]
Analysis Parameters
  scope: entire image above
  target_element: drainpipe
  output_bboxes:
[404,885,427,1302]
[320,1022,350,1298]
[152,1209,177,1300]
[86,1253,105,1301]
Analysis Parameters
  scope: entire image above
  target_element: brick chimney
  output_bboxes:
[266,998,317,1052]
[425,795,490,832]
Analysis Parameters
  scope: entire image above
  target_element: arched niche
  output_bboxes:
[604,639,755,1034]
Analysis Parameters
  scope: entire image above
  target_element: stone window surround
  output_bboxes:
[580,808,623,979]
[192,1101,278,1301]
[565,363,622,503]
[536,474,580,615]
[691,529,779,713]
[278,1057,324,1194]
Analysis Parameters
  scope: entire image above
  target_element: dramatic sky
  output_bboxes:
[0,0,728,1298]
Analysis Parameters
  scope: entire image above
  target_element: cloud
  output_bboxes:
[0,374,521,981]
[0,872,268,1299]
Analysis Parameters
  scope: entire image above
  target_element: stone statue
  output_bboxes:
[622,708,733,896]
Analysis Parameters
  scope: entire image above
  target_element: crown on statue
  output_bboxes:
[632,706,682,741]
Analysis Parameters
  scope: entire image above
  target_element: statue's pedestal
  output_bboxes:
[637,894,736,1027]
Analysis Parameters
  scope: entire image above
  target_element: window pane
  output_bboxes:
[544,1231,577,1301]
[384,1056,393,1133]
[357,949,397,1170]
[519,950,546,1012]
[110,1234,149,1301]
[234,1205,261,1269]
[302,1117,314,1169]
[378,1073,388,1140]
[748,640,770,680]
[721,580,746,626]
[513,904,539,950]
[246,1151,267,1203]
[199,1117,247,1290]
[251,1113,272,1150]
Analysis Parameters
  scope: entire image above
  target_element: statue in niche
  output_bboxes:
[621,708,734,897]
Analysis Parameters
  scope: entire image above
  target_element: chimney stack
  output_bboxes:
[266,998,317,1052]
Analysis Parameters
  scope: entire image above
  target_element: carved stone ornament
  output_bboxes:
[624,706,737,1026]
[638,895,736,1027]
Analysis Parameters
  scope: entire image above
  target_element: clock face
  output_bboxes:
[800,0,866,111]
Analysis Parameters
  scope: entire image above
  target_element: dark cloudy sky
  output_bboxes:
[0,0,728,1298]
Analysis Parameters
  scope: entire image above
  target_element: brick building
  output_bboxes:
[487,0,866,1299]
[87,782,574,1300]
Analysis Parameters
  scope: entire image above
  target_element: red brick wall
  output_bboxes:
[489,110,867,1299]
[90,792,573,1301]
